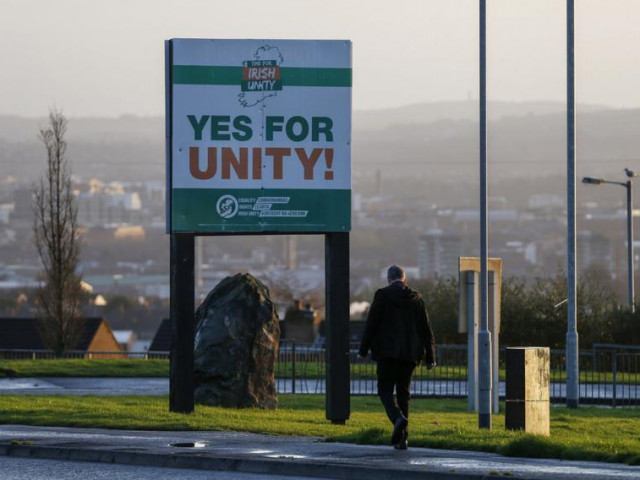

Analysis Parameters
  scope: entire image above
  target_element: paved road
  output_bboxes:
[0,378,168,395]
[0,425,638,480]
[0,456,331,480]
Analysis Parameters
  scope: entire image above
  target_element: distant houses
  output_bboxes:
[146,298,370,355]
[149,318,171,352]
[0,317,123,358]
[281,300,320,344]
[113,329,137,352]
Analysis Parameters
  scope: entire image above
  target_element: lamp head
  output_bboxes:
[582,177,605,185]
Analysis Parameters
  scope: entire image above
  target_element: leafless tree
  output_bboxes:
[33,109,84,355]
[262,273,326,315]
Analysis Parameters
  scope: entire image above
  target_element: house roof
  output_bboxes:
[112,330,135,344]
[0,317,107,351]
[149,318,171,352]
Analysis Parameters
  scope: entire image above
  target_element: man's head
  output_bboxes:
[387,265,406,284]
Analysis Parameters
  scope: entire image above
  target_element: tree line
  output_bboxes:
[410,270,640,348]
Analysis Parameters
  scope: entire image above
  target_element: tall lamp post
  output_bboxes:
[566,0,579,410]
[478,0,492,429]
[582,168,637,312]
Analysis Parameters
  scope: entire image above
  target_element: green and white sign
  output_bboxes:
[166,39,352,233]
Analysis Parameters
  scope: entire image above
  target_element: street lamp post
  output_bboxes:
[478,0,492,429]
[627,177,634,313]
[582,168,637,312]
[566,0,579,410]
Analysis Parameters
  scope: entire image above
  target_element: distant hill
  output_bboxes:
[355,106,640,181]
[0,115,166,182]
[0,100,611,141]
[353,100,611,131]
[1,101,637,185]
[0,115,164,143]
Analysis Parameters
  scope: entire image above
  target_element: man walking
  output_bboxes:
[358,265,436,449]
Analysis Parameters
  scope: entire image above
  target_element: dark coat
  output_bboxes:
[358,282,436,364]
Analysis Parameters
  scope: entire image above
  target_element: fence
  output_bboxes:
[2,342,639,407]
[276,342,640,407]
[0,349,169,360]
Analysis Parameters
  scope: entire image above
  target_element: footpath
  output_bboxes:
[0,424,637,480]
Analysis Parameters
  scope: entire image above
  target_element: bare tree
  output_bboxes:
[33,109,84,355]
[262,272,326,314]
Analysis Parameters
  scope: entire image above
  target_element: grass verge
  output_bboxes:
[2,359,637,385]
[0,395,639,465]
[0,359,169,378]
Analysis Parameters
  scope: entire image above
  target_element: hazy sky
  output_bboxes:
[2,0,640,117]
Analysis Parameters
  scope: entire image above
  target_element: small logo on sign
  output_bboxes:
[216,195,239,219]
[238,44,284,109]
[242,60,282,92]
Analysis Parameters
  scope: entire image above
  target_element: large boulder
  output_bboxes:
[194,273,280,408]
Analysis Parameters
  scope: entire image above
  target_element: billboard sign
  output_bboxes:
[166,39,352,233]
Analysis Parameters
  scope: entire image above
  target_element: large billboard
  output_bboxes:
[166,39,352,233]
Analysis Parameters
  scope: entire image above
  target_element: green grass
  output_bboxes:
[0,395,639,465]
[3,359,637,385]
[0,359,169,378]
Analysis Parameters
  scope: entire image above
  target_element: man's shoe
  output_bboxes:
[394,429,408,450]
[390,416,408,445]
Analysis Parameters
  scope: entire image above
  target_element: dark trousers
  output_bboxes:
[376,358,417,423]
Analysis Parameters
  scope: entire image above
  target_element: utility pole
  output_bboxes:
[566,0,580,409]
[478,0,492,429]
[582,170,636,312]
[626,178,634,312]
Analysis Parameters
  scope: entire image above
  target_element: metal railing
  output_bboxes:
[276,342,640,406]
[0,349,169,360]
[2,342,640,407]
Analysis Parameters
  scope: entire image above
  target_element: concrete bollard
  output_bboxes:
[505,347,550,436]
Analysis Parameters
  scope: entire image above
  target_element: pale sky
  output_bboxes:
[2,0,640,117]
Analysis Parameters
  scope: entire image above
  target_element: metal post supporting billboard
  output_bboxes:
[325,232,351,424]
[168,232,351,419]
[169,233,195,413]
